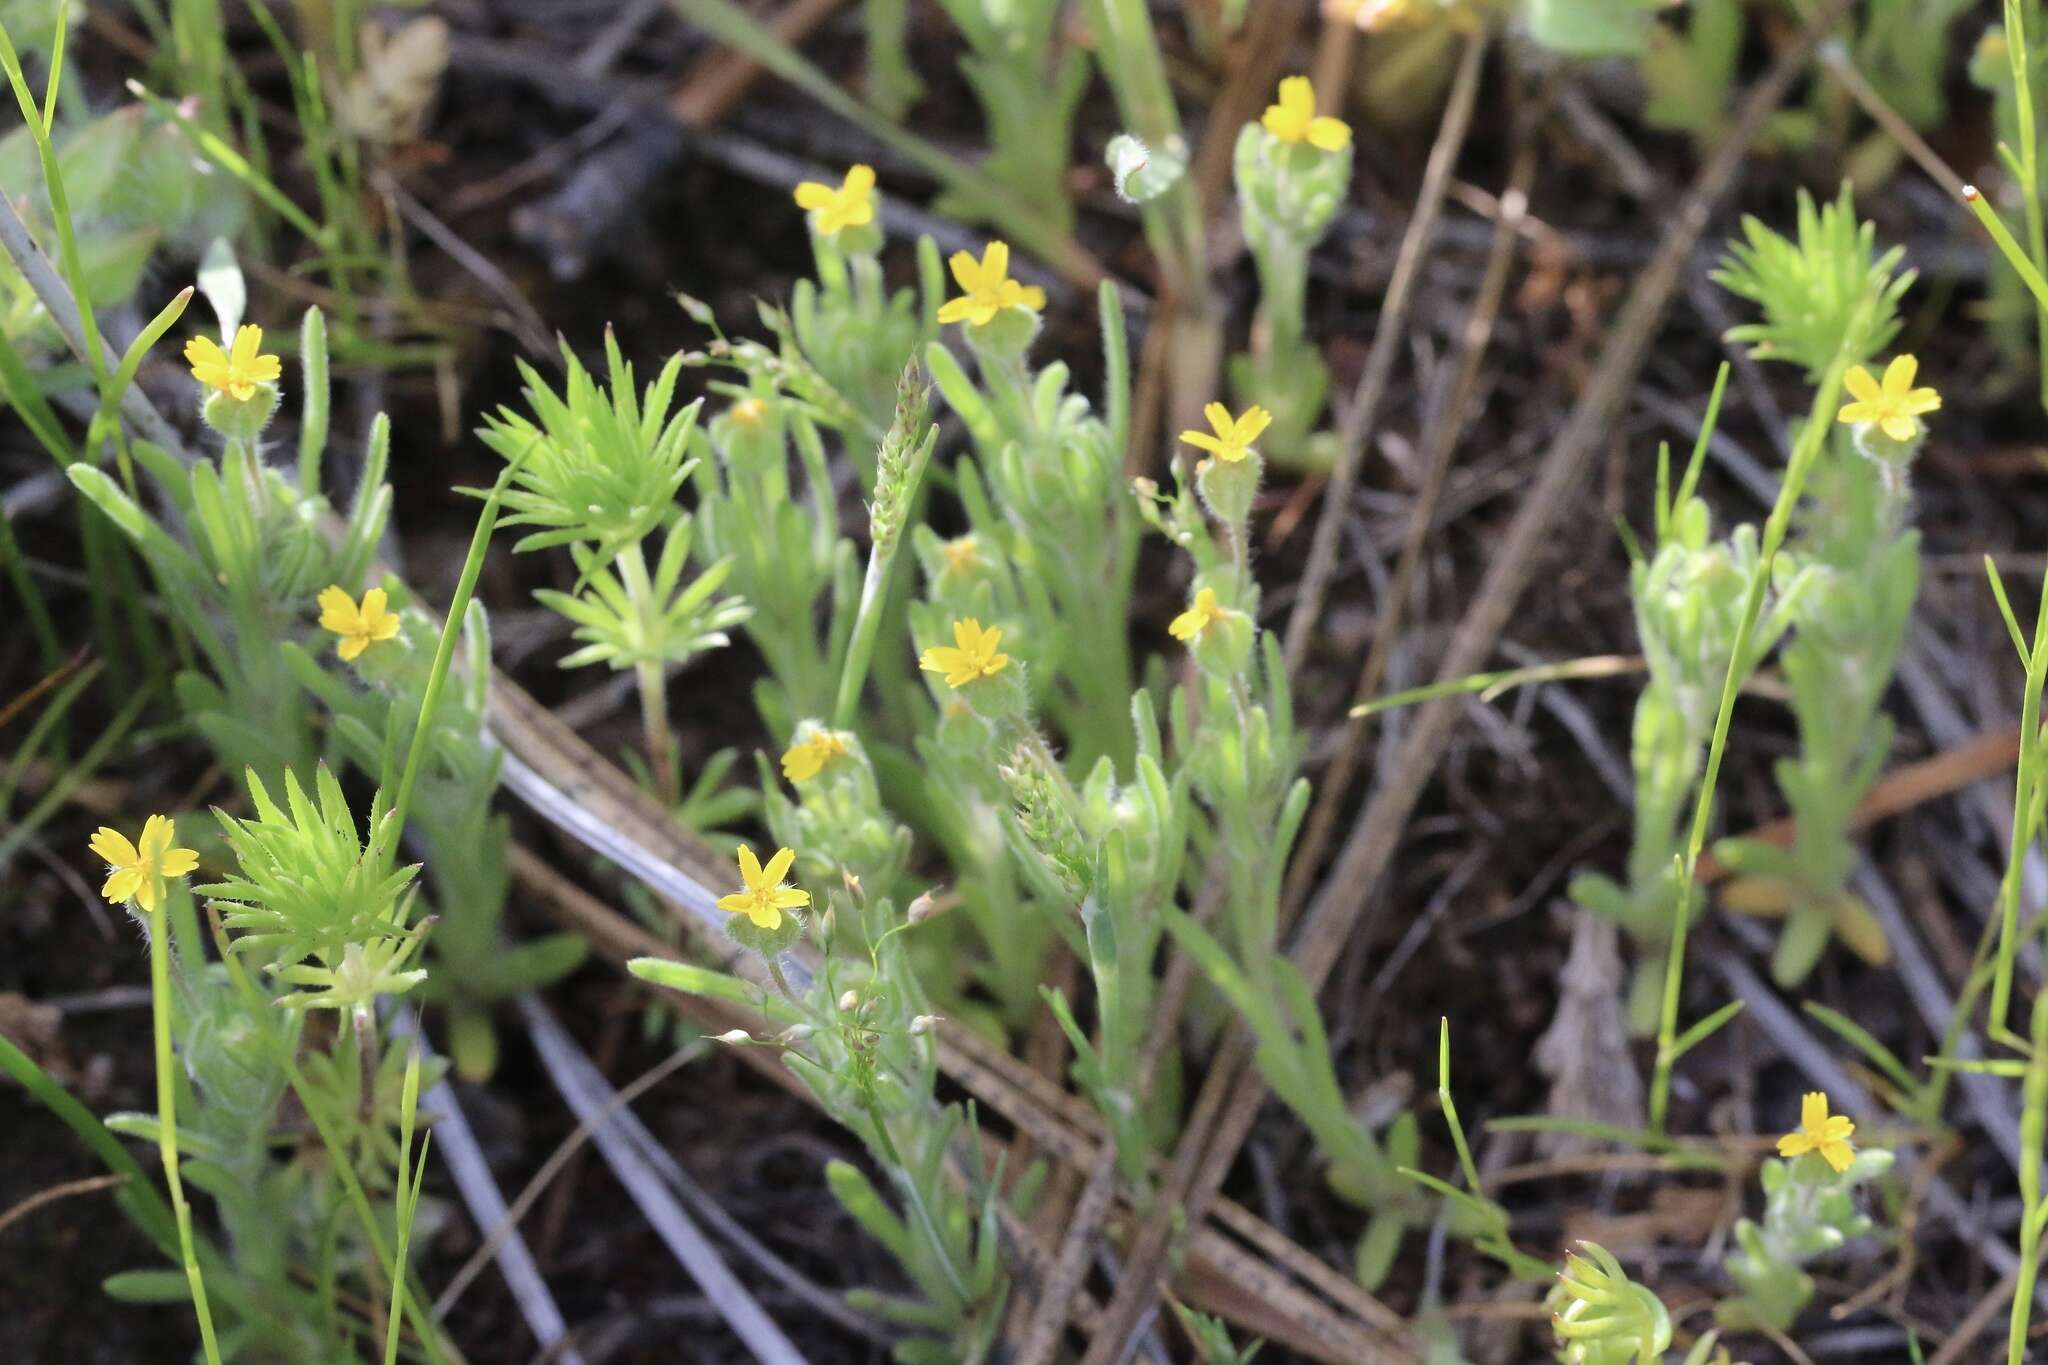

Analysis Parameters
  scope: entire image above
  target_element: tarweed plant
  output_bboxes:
[1230,77,1353,469]
[1709,188,1925,985]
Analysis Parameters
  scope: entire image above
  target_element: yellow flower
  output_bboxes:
[730,397,769,427]
[1179,402,1273,464]
[318,584,402,662]
[184,324,282,401]
[716,845,811,930]
[1776,1091,1856,1173]
[1261,76,1351,152]
[781,730,850,783]
[920,618,1010,688]
[939,535,983,579]
[1169,586,1234,642]
[90,815,199,915]
[793,164,878,237]
[1837,354,1940,442]
[936,241,1046,328]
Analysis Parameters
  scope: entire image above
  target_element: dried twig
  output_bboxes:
[518,998,808,1365]
[385,1009,586,1365]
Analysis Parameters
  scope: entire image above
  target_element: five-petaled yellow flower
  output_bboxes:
[1776,1091,1856,1173]
[793,164,877,237]
[781,730,849,784]
[318,584,402,662]
[920,618,1010,688]
[1180,402,1274,464]
[1169,587,1233,642]
[184,324,282,402]
[91,815,199,915]
[1261,76,1352,152]
[936,242,1046,328]
[716,845,811,930]
[1837,355,1940,443]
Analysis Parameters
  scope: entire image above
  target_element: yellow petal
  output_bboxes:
[1776,1131,1814,1158]
[937,297,974,325]
[1800,1092,1827,1130]
[1819,1140,1854,1173]
[1841,365,1881,405]
[101,866,144,905]
[318,585,361,634]
[748,904,783,930]
[247,353,282,385]
[716,892,755,913]
[983,240,1010,286]
[132,874,163,915]
[337,633,367,662]
[1900,388,1941,417]
[979,652,1008,677]
[184,334,227,372]
[1016,285,1046,312]
[158,847,200,878]
[1169,607,1204,641]
[1881,353,1918,394]
[921,645,966,676]
[737,844,765,889]
[361,588,391,630]
[1237,406,1274,444]
[843,164,876,196]
[90,826,140,869]
[762,846,796,885]
[1836,400,1880,427]
[947,249,981,292]
[794,182,835,211]
[1279,76,1315,118]
[139,814,175,861]
[229,324,265,368]
[1308,116,1352,151]
[772,887,811,909]
[1180,431,1225,455]
[1881,415,1919,442]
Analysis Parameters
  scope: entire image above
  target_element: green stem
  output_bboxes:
[148,904,225,1365]
[388,445,528,842]
[617,543,678,804]
[1650,359,1850,1132]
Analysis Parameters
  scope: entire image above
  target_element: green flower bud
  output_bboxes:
[1195,451,1261,529]
[201,383,281,443]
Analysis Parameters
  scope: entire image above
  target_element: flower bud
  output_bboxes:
[1196,452,1261,529]
[714,1029,752,1045]
[201,384,281,443]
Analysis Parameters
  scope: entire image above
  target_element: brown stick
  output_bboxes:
[1283,123,1538,913]
[667,0,847,128]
